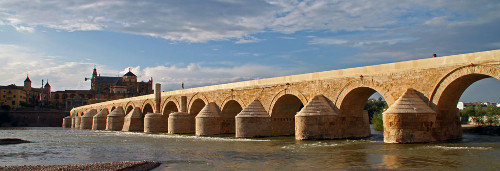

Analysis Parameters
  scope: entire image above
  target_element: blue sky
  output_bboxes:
[0,0,499,102]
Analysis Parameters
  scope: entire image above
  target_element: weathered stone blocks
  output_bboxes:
[92,109,109,130]
[62,116,72,128]
[195,102,221,136]
[144,113,168,133]
[75,116,81,129]
[236,99,271,138]
[168,112,194,134]
[106,107,125,131]
[122,108,144,132]
[383,89,436,143]
[80,109,97,130]
[295,95,340,140]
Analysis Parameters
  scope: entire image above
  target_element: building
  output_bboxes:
[0,84,27,109]
[0,68,153,110]
[89,67,153,101]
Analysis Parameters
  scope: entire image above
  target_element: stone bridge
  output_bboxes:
[65,49,500,143]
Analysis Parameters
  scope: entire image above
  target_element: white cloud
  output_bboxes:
[0,44,291,92]
[1,0,497,44]
[309,37,413,47]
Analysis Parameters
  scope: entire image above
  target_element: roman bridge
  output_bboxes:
[65,49,500,143]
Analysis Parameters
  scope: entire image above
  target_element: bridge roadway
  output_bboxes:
[65,49,500,143]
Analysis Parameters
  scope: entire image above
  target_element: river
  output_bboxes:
[1,127,499,170]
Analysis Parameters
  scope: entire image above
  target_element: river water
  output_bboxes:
[1,127,499,170]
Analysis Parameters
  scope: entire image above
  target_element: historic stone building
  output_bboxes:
[89,67,153,101]
[1,68,153,110]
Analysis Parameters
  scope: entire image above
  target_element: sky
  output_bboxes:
[0,0,499,103]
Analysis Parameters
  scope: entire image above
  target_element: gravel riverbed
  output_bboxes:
[0,161,161,171]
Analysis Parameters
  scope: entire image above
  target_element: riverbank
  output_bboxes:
[462,124,500,136]
[0,161,161,171]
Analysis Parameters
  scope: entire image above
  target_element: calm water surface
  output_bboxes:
[1,127,499,170]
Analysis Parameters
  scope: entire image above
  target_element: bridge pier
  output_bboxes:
[383,89,437,143]
[106,107,125,131]
[123,108,144,132]
[236,99,272,138]
[295,95,341,140]
[195,102,221,136]
[80,109,97,130]
[75,116,81,129]
[92,109,109,130]
[62,116,72,128]
[71,115,75,128]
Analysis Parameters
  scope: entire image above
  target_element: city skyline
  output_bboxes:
[1,0,499,102]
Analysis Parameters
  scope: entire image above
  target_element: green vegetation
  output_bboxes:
[365,97,388,131]
[461,105,500,126]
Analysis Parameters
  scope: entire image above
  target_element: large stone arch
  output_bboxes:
[188,93,208,116]
[430,64,500,108]
[335,79,395,109]
[141,99,155,115]
[269,89,306,136]
[220,99,243,134]
[161,96,180,115]
[268,88,308,114]
[429,64,500,141]
[335,79,392,138]
[125,101,137,114]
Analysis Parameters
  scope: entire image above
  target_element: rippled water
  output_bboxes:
[1,127,500,170]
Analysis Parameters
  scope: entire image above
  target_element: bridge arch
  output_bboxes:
[430,64,500,140]
[336,79,394,108]
[270,90,305,136]
[430,64,500,108]
[110,106,117,112]
[162,97,179,115]
[336,79,392,138]
[220,99,243,134]
[142,100,155,115]
[188,93,208,116]
[125,101,137,114]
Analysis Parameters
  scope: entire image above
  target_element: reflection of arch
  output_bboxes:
[429,64,500,141]
[430,64,500,108]
[141,100,155,114]
[189,99,206,116]
[221,100,243,134]
[270,94,304,136]
[268,88,308,114]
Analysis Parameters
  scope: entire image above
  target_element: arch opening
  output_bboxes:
[126,105,134,114]
[189,99,206,117]
[163,101,178,116]
[339,87,387,137]
[143,103,154,115]
[221,100,243,134]
[111,106,116,112]
[435,74,499,139]
[271,94,304,136]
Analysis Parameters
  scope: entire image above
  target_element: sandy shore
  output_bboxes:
[0,161,161,171]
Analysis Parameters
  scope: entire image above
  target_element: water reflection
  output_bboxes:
[1,127,500,170]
